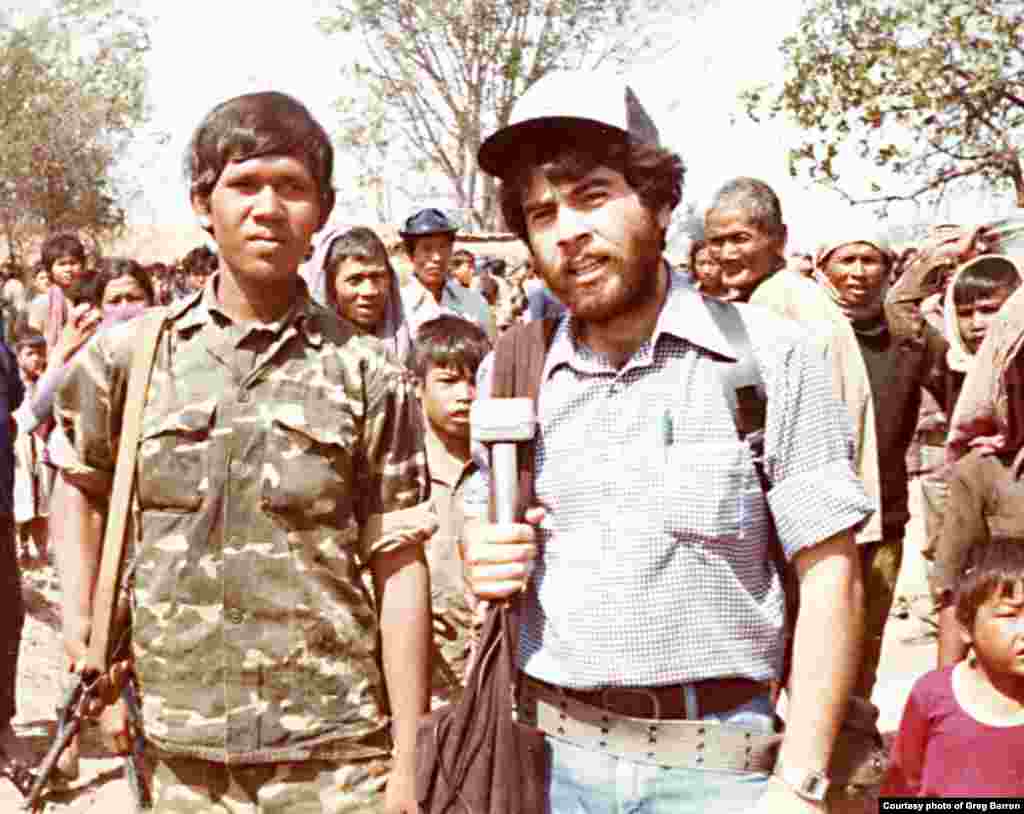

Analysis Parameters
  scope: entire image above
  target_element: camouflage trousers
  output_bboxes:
[854,536,903,700]
[150,755,390,814]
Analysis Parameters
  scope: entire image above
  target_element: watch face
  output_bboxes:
[799,772,829,801]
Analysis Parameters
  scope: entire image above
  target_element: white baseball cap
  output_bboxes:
[477,70,660,178]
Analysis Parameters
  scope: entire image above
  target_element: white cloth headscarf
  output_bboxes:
[300,225,414,369]
[813,221,894,323]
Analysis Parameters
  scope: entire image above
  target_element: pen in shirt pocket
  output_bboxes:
[661,408,673,462]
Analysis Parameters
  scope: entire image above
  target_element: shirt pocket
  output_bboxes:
[661,440,763,542]
[260,406,356,528]
[137,403,216,512]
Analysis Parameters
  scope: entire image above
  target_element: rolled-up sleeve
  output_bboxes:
[357,356,434,561]
[762,333,875,559]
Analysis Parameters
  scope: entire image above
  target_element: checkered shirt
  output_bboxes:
[463,269,873,689]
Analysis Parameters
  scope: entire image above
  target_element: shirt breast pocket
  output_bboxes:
[661,440,762,542]
[137,404,216,512]
[261,409,355,528]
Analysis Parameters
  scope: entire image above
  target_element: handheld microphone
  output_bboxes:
[470,398,536,524]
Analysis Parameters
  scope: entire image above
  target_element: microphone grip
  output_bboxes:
[490,441,519,524]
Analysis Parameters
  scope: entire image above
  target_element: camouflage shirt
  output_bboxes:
[55,277,431,764]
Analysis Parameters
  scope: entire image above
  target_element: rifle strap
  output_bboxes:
[86,310,167,674]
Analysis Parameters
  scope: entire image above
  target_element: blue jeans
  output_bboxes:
[545,693,775,814]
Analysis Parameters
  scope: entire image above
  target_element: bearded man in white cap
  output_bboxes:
[460,72,872,813]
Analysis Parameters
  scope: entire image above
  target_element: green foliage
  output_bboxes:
[321,0,700,229]
[0,0,150,261]
[743,0,1024,211]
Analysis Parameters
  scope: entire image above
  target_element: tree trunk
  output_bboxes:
[1011,155,1024,208]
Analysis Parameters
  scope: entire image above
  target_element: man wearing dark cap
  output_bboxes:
[461,70,872,813]
[398,208,495,339]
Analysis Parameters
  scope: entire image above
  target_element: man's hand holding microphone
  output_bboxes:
[462,397,543,601]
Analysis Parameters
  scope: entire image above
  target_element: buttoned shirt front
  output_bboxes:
[401,274,495,340]
[55,277,431,763]
[464,268,872,689]
[423,427,478,686]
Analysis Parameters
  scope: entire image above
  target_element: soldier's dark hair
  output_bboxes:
[40,233,86,274]
[185,91,335,224]
[94,257,154,306]
[323,227,395,312]
[412,315,491,383]
[952,257,1021,308]
[498,132,685,251]
[955,540,1024,632]
[707,177,785,236]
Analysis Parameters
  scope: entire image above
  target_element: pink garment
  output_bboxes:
[882,666,1024,797]
[44,285,67,351]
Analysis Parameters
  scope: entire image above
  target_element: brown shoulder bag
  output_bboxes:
[415,319,555,814]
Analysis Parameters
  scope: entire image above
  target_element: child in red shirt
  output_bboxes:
[883,540,1024,796]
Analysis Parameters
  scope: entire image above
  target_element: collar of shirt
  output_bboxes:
[404,273,464,312]
[424,424,476,491]
[541,263,736,381]
[168,272,324,349]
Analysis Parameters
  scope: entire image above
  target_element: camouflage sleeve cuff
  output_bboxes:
[361,501,438,563]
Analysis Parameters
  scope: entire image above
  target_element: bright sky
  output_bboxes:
[73,0,1019,246]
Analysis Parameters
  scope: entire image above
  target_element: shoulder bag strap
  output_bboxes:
[488,317,557,518]
[701,297,798,685]
[85,310,167,674]
[486,317,557,675]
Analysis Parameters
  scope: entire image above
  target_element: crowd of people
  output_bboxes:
[0,73,1018,813]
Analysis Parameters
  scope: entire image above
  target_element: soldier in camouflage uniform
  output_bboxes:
[411,316,490,707]
[55,91,433,814]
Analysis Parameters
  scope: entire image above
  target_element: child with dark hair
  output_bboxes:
[28,233,88,348]
[412,315,491,705]
[449,248,475,288]
[920,257,1024,599]
[883,540,1024,796]
[180,245,218,293]
[12,331,50,565]
[945,254,1023,366]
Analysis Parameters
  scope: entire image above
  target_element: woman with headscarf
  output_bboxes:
[301,225,414,370]
[815,226,950,699]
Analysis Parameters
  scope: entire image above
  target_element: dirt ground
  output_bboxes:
[0,482,942,811]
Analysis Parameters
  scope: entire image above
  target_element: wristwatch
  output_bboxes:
[772,763,830,802]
